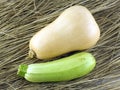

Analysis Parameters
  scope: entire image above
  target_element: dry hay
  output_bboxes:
[0,0,120,90]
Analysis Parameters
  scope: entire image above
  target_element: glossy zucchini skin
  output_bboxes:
[17,52,96,82]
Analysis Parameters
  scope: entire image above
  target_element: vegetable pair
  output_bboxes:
[17,5,100,82]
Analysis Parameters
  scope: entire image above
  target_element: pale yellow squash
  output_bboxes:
[29,5,100,59]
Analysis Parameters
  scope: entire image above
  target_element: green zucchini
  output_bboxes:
[17,52,96,82]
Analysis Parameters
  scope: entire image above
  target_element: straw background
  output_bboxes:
[0,0,120,90]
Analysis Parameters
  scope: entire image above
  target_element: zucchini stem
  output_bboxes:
[17,64,28,77]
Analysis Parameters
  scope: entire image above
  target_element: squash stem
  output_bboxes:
[27,49,36,59]
[17,64,28,77]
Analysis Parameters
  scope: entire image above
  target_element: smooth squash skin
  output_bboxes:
[17,52,96,82]
[29,5,100,59]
